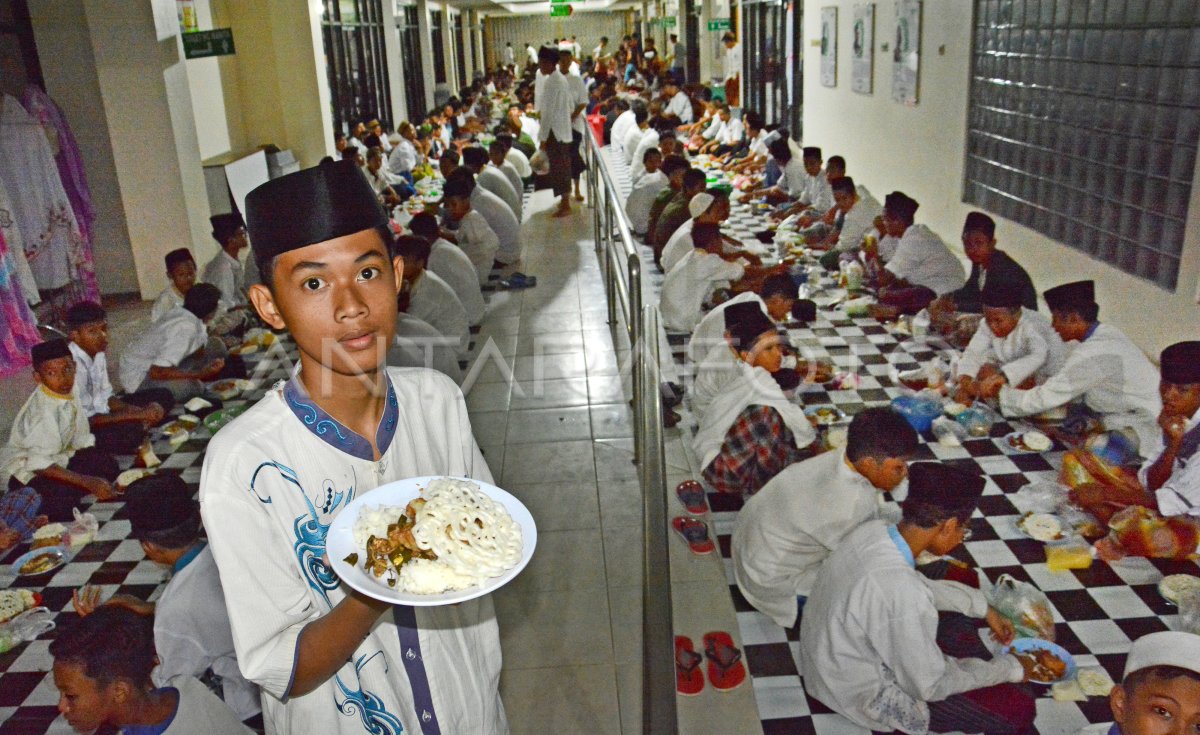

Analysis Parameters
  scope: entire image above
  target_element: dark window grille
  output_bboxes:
[743,0,788,126]
[400,6,427,120]
[321,0,392,133]
[452,12,467,88]
[964,0,1200,291]
[431,11,447,84]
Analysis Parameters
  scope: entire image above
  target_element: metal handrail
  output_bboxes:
[584,132,677,733]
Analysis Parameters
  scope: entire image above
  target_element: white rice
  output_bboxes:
[351,505,407,549]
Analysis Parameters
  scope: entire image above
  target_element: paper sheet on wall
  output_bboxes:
[852,3,874,94]
[820,7,838,88]
[892,0,920,104]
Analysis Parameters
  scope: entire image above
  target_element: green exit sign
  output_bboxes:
[707,18,731,31]
[182,28,235,59]
[550,4,572,16]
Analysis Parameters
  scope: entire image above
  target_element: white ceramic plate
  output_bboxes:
[327,476,537,606]
[1003,431,1050,454]
[1016,512,1067,542]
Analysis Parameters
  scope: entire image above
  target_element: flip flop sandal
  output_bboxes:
[509,272,538,286]
[675,636,705,696]
[671,516,715,555]
[498,273,537,290]
[675,481,709,515]
[703,632,747,691]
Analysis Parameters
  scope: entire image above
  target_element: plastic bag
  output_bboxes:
[988,573,1056,641]
[66,507,98,548]
[529,149,550,176]
[1013,481,1070,515]
[0,607,55,654]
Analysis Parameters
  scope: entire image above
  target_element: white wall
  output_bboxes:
[801,0,1200,357]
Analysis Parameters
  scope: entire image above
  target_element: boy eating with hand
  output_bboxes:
[199,160,506,733]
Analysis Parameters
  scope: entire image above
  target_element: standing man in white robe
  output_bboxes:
[800,463,1038,735]
[202,160,507,734]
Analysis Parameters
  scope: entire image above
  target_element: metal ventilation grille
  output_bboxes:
[964,0,1200,291]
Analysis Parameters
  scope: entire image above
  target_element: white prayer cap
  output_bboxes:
[1123,631,1200,678]
[689,193,716,218]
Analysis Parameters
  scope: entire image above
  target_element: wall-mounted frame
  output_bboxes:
[891,0,919,105]
[820,6,837,87]
[851,3,874,94]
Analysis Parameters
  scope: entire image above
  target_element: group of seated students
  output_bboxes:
[595,77,1200,731]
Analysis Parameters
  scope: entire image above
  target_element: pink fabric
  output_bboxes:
[0,225,42,377]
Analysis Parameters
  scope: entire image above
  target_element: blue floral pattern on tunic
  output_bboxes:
[248,460,355,606]
[335,652,405,734]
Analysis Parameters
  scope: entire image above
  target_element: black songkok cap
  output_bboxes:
[802,146,822,159]
[724,302,776,352]
[164,248,194,270]
[905,462,985,515]
[31,338,71,367]
[980,278,1024,310]
[1161,341,1200,385]
[1043,280,1095,312]
[963,211,995,238]
[210,212,245,245]
[65,301,106,330]
[126,474,197,540]
[884,191,919,221]
[246,160,387,263]
[791,299,817,323]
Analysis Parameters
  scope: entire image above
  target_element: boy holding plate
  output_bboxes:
[198,160,507,734]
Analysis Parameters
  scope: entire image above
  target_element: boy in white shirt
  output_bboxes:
[495,132,531,180]
[626,149,668,236]
[51,605,251,734]
[873,191,967,316]
[488,140,524,219]
[462,145,522,222]
[800,463,1038,735]
[733,407,918,627]
[955,279,1066,403]
[120,283,227,402]
[440,174,501,286]
[65,302,168,455]
[0,339,121,520]
[151,249,197,323]
[409,212,485,325]
[441,160,522,267]
[660,223,775,332]
[202,158,506,733]
[395,235,471,358]
[72,475,261,728]
[622,105,650,165]
[202,213,249,311]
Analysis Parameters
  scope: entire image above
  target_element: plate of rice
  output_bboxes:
[327,476,537,606]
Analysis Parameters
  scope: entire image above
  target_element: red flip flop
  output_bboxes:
[675,636,705,695]
[675,480,709,515]
[672,516,715,555]
[703,631,747,691]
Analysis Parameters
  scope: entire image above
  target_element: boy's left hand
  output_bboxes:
[984,606,1016,645]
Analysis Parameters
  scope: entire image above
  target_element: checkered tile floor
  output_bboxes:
[0,337,300,734]
[601,145,1200,735]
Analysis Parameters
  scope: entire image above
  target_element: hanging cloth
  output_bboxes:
[21,85,98,302]
[0,177,41,306]
[0,95,90,301]
[0,223,43,377]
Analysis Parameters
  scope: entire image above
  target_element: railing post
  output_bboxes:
[639,306,676,734]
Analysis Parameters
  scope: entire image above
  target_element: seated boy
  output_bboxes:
[772,148,838,224]
[955,279,1066,404]
[66,301,172,455]
[151,248,197,323]
[438,173,500,286]
[661,190,755,274]
[993,280,1161,449]
[1068,342,1200,531]
[0,339,120,520]
[50,605,251,734]
[72,475,261,727]
[394,235,471,358]
[408,212,485,326]
[119,283,228,403]
[800,462,1038,735]
[811,175,883,260]
[1087,631,1200,735]
[203,213,250,311]
[390,295,466,385]
[201,159,506,732]
[661,223,779,332]
[488,140,524,219]
[626,149,667,233]
[652,167,709,260]
[935,212,1037,317]
[442,156,521,268]
[692,304,816,495]
[871,191,967,317]
[462,145,522,222]
[733,407,918,627]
